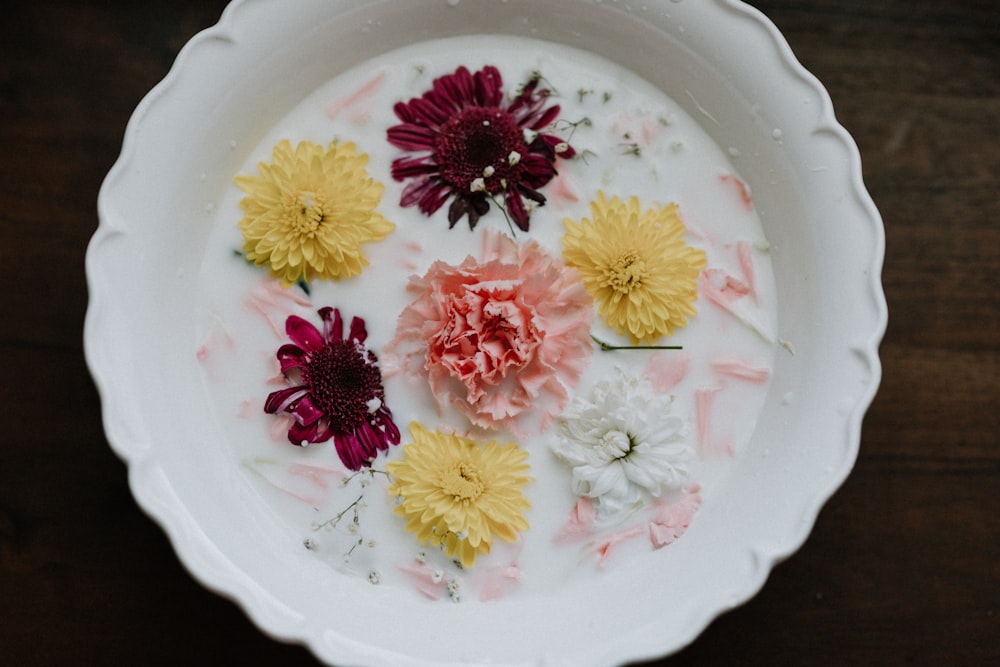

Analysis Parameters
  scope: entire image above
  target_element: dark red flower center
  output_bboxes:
[434,106,528,194]
[303,340,382,433]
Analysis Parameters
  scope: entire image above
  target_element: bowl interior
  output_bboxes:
[90,1,884,665]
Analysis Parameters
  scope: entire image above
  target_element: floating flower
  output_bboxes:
[386,230,593,435]
[387,65,576,231]
[264,307,400,470]
[235,139,394,287]
[552,368,693,517]
[562,191,707,343]
[387,422,531,568]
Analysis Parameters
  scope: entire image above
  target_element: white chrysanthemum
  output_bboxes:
[552,368,693,517]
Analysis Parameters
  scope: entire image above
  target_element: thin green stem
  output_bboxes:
[486,192,518,238]
[590,334,682,351]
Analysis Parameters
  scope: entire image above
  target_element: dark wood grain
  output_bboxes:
[1,1,996,665]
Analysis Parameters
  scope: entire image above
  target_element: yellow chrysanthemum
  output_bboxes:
[562,191,708,343]
[234,139,394,287]
[386,422,531,568]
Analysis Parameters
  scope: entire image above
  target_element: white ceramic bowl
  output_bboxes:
[85,1,886,665]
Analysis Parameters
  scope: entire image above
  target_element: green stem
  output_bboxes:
[590,335,682,351]
[486,192,518,238]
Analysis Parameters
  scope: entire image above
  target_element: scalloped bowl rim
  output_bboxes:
[85,1,886,665]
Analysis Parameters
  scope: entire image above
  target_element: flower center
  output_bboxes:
[434,107,527,193]
[605,250,647,294]
[428,288,542,392]
[286,190,325,237]
[302,340,382,433]
[599,430,634,460]
[440,461,486,501]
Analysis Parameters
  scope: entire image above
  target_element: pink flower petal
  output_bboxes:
[555,497,598,544]
[595,526,645,568]
[700,268,751,306]
[397,562,446,600]
[711,358,771,384]
[695,386,734,458]
[737,241,758,302]
[720,173,754,211]
[649,486,702,549]
[644,351,691,392]
[324,70,386,119]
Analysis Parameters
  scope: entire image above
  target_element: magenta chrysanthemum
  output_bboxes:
[264,307,400,470]
[387,65,576,231]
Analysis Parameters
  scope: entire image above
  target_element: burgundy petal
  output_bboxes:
[407,95,452,127]
[437,65,472,108]
[285,315,324,352]
[473,65,504,106]
[525,103,561,131]
[392,100,418,124]
[447,196,470,228]
[264,386,307,414]
[288,418,322,446]
[400,177,448,213]
[348,316,367,344]
[415,181,454,216]
[318,306,343,342]
[334,433,366,471]
[355,419,384,457]
[539,133,577,158]
[276,344,308,374]
[386,124,438,151]
[374,407,401,445]
[520,152,558,187]
[391,156,439,180]
[505,189,530,232]
[289,394,324,426]
[519,184,547,205]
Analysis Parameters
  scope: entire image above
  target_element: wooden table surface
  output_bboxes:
[2,1,997,665]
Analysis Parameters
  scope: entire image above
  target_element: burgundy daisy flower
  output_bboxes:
[264,307,400,471]
[387,65,576,231]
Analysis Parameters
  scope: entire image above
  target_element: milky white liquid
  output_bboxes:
[195,34,777,600]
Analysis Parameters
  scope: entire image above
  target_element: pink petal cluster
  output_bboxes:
[387,231,593,435]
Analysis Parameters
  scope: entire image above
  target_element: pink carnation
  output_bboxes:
[388,231,593,435]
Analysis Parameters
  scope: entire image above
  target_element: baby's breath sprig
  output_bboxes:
[553,117,593,143]
[310,468,389,562]
[312,493,365,532]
